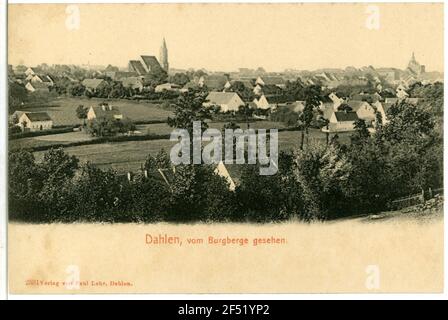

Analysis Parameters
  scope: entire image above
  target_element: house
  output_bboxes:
[10,111,24,124]
[155,83,181,93]
[225,79,254,92]
[25,82,50,93]
[396,84,409,99]
[87,104,123,121]
[204,92,245,112]
[25,67,43,77]
[82,78,106,92]
[26,74,54,86]
[252,95,270,109]
[214,161,243,191]
[18,112,53,132]
[106,71,138,80]
[253,84,263,96]
[324,110,359,132]
[121,77,144,92]
[372,101,390,125]
[347,100,376,123]
[328,92,344,108]
[201,75,228,91]
[255,76,286,88]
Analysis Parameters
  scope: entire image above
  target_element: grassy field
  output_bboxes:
[9,130,96,151]
[136,121,287,135]
[18,97,173,126]
[31,128,352,173]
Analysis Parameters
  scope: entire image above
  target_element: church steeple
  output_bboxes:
[159,37,169,73]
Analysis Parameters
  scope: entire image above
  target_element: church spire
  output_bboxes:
[159,37,169,73]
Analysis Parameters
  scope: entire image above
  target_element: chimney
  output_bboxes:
[102,104,106,111]
[144,170,148,178]
[127,172,132,181]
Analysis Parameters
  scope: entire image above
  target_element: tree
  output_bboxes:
[167,91,211,136]
[8,82,28,111]
[337,103,353,112]
[382,101,434,144]
[8,150,44,220]
[351,119,370,143]
[237,104,254,129]
[300,85,322,149]
[76,105,88,125]
[169,73,190,86]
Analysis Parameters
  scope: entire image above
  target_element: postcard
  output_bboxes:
[6,2,444,294]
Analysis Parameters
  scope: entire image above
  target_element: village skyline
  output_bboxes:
[8,3,444,72]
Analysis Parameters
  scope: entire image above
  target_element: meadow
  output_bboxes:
[31,128,351,173]
[20,96,174,126]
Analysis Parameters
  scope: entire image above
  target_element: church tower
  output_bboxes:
[159,37,169,73]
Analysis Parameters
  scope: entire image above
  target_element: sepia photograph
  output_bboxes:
[4,2,445,295]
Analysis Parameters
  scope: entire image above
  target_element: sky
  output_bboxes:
[8,3,444,72]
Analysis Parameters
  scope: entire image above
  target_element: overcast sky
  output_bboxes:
[8,3,444,72]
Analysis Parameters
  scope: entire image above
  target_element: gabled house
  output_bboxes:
[255,76,286,88]
[214,161,243,191]
[328,92,344,109]
[347,100,376,123]
[253,84,263,96]
[82,78,106,93]
[204,92,245,112]
[87,104,123,121]
[252,95,270,109]
[18,112,53,132]
[25,81,50,93]
[200,75,228,91]
[121,77,144,92]
[25,67,43,77]
[324,110,359,132]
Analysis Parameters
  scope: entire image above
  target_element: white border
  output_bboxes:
[2,0,447,300]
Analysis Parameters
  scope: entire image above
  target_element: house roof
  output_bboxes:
[259,76,285,85]
[346,100,370,111]
[203,76,227,90]
[140,55,163,73]
[28,81,49,89]
[91,104,122,119]
[230,79,254,90]
[206,92,242,105]
[129,60,147,75]
[334,111,359,122]
[82,78,105,90]
[265,95,290,104]
[106,71,138,80]
[23,112,52,122]
[321,103,334,120]
[121,77,143,88]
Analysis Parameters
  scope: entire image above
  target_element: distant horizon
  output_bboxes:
[8,3,444,73]
[9,58,444,75]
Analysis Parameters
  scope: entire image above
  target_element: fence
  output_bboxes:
[389,187,443,210]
